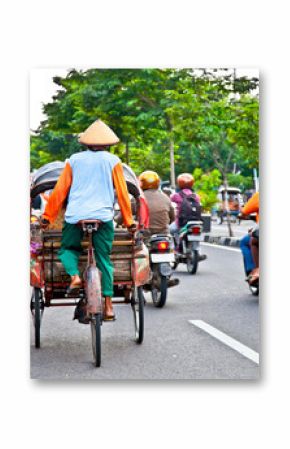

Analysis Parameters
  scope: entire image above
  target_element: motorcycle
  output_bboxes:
[144,234,178,308]
[238,213,259,296]
[249,274,259,296]
[248,226,259,296]
[173,220,204,274]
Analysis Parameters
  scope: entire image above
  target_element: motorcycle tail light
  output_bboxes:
[192,227,201,235]
[157,241,169,251]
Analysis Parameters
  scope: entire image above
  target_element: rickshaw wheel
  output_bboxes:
[30,287,43,349]
[131,286,144,344]
[91,314,101,367]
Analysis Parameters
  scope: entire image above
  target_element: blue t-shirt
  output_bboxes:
[65,150,120,224]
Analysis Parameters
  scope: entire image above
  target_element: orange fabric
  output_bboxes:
[43,162,72,223]
[242,192,259,222]
[139,192,150,229]
[112,162,134,227]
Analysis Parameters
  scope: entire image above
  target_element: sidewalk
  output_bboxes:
[203,219,250,248]
[203,233,240,248]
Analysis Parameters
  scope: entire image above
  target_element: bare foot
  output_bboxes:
[69,274,82,289]
[248,268,259,285]
[103,296,115,321]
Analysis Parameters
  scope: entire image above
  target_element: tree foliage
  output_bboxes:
[31,68,259,187]
[193,168,222,212]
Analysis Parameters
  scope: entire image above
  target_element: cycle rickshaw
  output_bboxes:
[216,186,244,224]
[30,162,150,367]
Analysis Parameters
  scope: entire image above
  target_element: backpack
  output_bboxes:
[178,191,202,227]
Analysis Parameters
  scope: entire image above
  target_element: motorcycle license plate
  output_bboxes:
[151,253,175,263]
[187,235,202,241]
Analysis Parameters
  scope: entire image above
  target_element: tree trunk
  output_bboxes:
[125,141,129,165]
[169,138,175,188]
[223,176,234,237]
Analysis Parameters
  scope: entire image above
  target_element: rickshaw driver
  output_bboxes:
[41,119,136,321]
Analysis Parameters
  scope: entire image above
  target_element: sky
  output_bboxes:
[30,68,259,131]
[30,68,68,131]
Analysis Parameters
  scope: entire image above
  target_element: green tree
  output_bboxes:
[193,168,222,212]
[226,173,254,191]
[32,68,191,178]
[175,72,259,236]
[31,67,259,212]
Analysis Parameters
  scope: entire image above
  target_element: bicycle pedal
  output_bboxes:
[65,294,79,299]
[65,288,81,298]
[103,316,116,322]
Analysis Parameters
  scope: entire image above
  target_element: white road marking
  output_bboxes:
[201,242,240,252]
[189,319,259,364]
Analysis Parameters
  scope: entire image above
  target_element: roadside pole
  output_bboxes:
[170,138,175,188]
[253,168,259,192]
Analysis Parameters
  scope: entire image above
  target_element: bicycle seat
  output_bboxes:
[77,220,102,232]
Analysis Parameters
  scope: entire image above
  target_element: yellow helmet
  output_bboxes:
[139,170,160,190]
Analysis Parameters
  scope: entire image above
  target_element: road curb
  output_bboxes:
[203,234,241,248]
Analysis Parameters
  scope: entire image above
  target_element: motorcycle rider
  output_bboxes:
[250,227,259,275]
[170,173,207,261]
[239,191,259,284]
[139,171,175,235]
[139,170,179,288]
[41,119,136,321]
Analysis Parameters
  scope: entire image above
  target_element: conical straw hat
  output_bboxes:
[78,119,120,146]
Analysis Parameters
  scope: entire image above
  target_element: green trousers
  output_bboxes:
[58,221,115,297]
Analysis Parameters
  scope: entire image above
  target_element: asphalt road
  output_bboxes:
[30,243,259,380]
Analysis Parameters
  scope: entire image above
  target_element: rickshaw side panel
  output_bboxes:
[30,222,44,288]
[30,254,44,288]
[36,227,151,292]
[133,245,151,287]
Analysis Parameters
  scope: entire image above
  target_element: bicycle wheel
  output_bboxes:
[30,287,43,348]
[91,314,102,367]
[131,286,144,344]
[152,275,168,308]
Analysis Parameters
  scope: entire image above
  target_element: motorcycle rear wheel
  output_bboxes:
[249,284,259,296]
[187,249,198,274]
[152,275,167,308]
